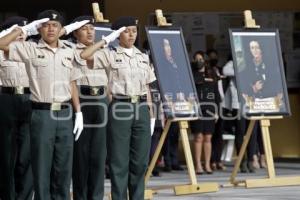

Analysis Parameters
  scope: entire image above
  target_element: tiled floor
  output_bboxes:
[103,161,300,199]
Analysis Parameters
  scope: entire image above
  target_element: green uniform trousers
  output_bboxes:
[108,100,151,200]
[30,106,73,200]
[72,96,108,200]
[0,93,33,200]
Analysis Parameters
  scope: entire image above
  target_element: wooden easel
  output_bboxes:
[227,10,300,188]
[92,2,109,23]
[144,9,219,200]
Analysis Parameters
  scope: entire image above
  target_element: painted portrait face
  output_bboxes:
[249,40,262,60]
[163,38,172,59]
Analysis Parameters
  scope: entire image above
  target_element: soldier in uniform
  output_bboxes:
[80,16,156,200]
[0,16,33,200]
[64,15,109,200]
[0,10,83,200]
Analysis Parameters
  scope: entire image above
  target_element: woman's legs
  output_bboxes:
[211,118,224,170]
[203,134,213,173]
[194,133,204,173]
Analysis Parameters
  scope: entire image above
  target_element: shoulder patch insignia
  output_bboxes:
[108,45,117,52]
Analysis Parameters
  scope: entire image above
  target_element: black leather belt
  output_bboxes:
[31,101,71,111]
[1,86,30,95]
[112,94,147,103]
[80,85,105,96]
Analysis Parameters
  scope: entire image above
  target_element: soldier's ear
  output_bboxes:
[73,30,78,39]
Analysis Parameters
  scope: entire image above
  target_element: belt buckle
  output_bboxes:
[131,95,139,103]
[90,87,99,96]
[15,86,24,95]
[51,102,61,111]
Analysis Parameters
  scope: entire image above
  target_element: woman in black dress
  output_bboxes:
[190,51,221,174]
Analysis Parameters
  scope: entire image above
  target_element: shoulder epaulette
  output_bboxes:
[63,41,73,48]
[27,37,39,44]
[108,45,117,52]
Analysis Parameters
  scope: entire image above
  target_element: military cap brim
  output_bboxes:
[71,15,95,25]
[1,16,28,30]
[37,10,64,25]
[111,16,138,30]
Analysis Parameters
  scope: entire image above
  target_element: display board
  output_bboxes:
[229,28,290,116]
[146,26,200,119]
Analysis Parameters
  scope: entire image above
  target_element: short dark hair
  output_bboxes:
[206,49,218,56]
[193,50,205,60]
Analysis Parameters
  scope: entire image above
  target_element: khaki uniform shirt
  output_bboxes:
[74,43,108,87]
[94,46,156,96]
[0,50,29,87]
[9,39,82,103]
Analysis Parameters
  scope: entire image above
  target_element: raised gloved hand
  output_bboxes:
[73,112,84,141]
[150,118,155,136]
[0,24,18,38]
[102,26,126,46]
[64,20,90,35]
[21,18,49,36]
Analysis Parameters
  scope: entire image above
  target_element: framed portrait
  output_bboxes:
[146,26,200,119]
[229,28,291,116]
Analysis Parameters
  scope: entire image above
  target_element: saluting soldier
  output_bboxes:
[81,16,156,200]
[62,15,109,200]
[0,10,83,200]
[0,16,33,200]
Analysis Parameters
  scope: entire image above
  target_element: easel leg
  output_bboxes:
[260,120,276,178]
[244,119,300,188]
[145,120,172,184]
[226,118,300,188]
[230,120,256,184]
[173,121,219,195]
[145,120,219,196]
[179,121,197,185]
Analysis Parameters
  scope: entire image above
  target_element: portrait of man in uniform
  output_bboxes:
[229,29,290,116]
[146,27,200,119]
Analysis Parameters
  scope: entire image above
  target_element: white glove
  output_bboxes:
[0,24,18,38]
[64,20,90,35]
[73,112,83,141]
[21,18,49,36]
[102,26,126,46]
[150,118,155,136]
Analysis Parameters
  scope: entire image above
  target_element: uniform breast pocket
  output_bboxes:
[0,61,17,79]
[61,59,73,77]
[31,59,48,78]
[136,62,149,84]
[111,62,127,80]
